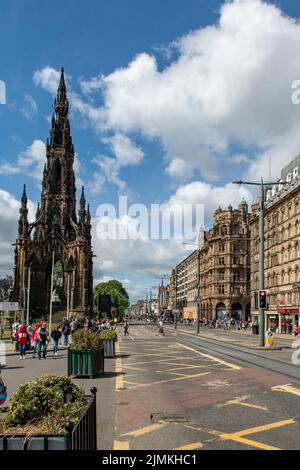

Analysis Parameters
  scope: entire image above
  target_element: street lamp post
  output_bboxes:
[232,178,288,347]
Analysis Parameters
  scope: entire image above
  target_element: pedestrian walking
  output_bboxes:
[51,325,62,356]
[124,319,129,336]
[156,319,164,336]
[31,322,40,358]
[37,322,50,359]
[61,319,71,346]
[17,324,29,359]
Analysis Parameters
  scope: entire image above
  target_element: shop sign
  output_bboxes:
[277,307,299,314]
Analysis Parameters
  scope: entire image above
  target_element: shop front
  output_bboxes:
[267,314,279,333]
[277,307,299,334]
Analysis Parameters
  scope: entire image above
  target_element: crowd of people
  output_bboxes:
[178,317,252,331]
[11,315,119,360]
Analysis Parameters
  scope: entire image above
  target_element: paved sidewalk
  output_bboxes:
[1,343,117,450]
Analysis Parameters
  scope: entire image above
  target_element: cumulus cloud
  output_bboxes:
[76,0,300,182]
[0,189,35,277]
[0,140,46,183]
[89,133,144,194]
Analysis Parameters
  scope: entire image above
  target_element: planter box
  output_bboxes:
[0,388,97,450]
[68,348,104,378]
[103,340,115,358]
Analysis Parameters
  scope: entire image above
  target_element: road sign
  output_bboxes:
[0,302,19,311]
[195,297,201,304]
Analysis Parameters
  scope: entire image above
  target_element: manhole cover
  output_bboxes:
[150,413,188,423]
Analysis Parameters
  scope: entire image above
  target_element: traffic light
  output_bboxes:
[259,290,267,309]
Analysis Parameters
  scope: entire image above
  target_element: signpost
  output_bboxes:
[0,302,19,311]
[0,302,19,340]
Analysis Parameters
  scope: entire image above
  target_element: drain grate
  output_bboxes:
[150,413,188,423]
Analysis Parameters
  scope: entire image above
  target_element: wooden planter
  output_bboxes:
[103,340,115,358]
[0,388,97,450]
[68,348,104,378]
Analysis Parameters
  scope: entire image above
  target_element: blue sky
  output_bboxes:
[1,0,300,301]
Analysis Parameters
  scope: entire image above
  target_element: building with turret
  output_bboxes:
[12,68,93,319]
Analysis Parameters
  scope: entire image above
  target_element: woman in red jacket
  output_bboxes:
[31,322,40,358]
[17,324,29,360]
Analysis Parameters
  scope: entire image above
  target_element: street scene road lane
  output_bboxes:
[114,325,300,450]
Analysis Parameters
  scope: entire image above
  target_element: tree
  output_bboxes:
[93,280,129,317]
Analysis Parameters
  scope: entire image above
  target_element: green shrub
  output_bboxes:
[70,328,103,351]
[99,329,118,342]
[2,375,87,433]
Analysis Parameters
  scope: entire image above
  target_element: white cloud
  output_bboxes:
[76,0,300,182]
[91,179,252,282]
[33,67,61,95]
[0,140,46,183]
[0,189,35,277]
[89,133,144,194]
[21,94,38,120]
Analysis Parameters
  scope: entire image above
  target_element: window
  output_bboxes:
[233,284,240,295]
[220,225,227,236]
[218,270,225,281]
[232,225,240,236]
[233,242,240,252]
[218,284,225,294]
[233,270,240,281]
[219,243,225,253]
[219,257,225,265]
[233,256,240,265]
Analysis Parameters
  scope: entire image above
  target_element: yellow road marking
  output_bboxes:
[231,418,296,437]
[115,342,124,390]
[224,396,268,411]
[174,442,203,450]
[180,418,296,451]
[177,342,241,370]
[124,356,198,366]
[168,364,213,371]
[123,371,211,388]
[123,365,147,371]
[121,422,168,438]
[113,439,129,450]
[272,384,300,397]
[220,435,280,450]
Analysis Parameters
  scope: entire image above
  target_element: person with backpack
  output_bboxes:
[61,319,71,346]
[37,322,50,359]
[16,324,29,359]
[51,325,62,356]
